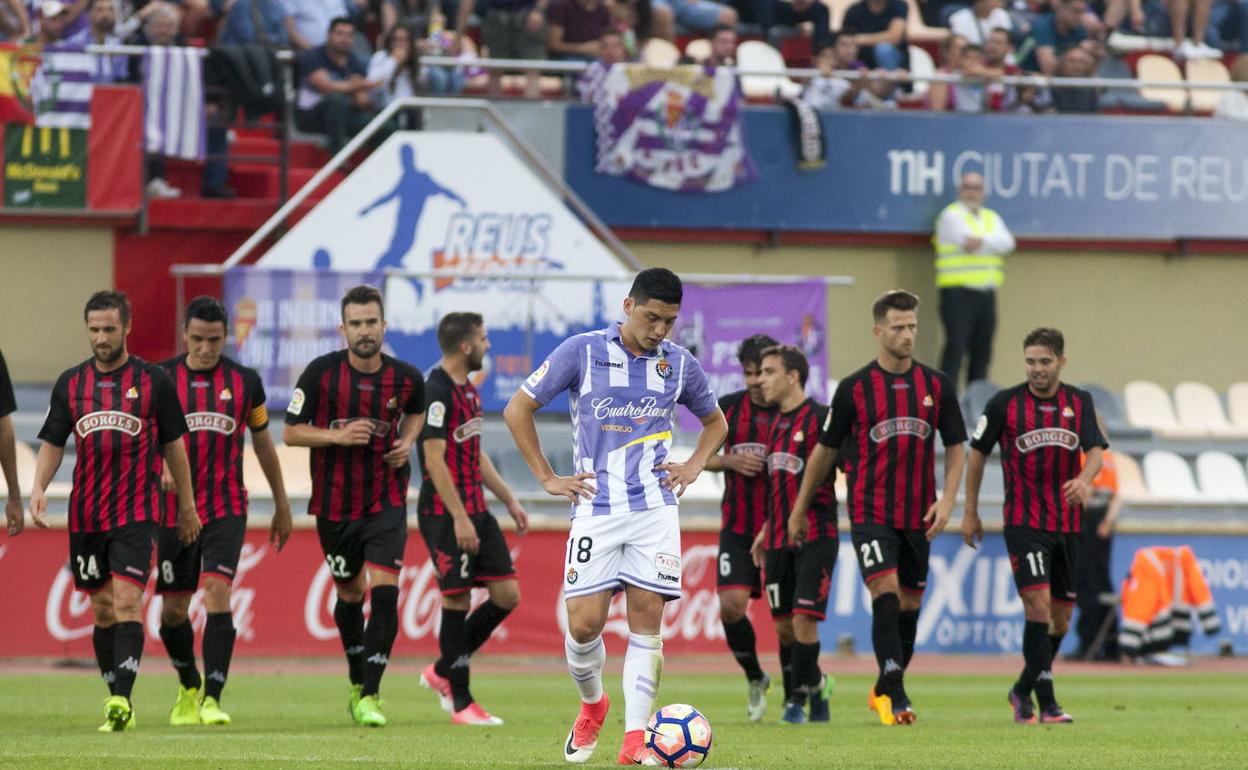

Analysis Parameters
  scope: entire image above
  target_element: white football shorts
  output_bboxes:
[561,506,682,601]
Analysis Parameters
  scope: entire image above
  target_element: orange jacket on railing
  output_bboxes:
[1119,545,1220,656]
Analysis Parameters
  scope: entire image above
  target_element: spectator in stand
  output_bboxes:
[801,33,870,110]
[68,0,127,81]
[286,0,366,50]
[381,0,463,39]
[1,0,32,41]
[948,0,1012,47]
[610,0,667,49]
[926,33,965,110]
[216,0,293,46]
[1050,45,1099,112]
[125,3,188,199]
[707,22,736,66]
[1155,0,1220,59]
[576,27,627,101]
[29,0,71,43]
[731,0,832,50]
[983,27,1021,110]
[842,0,910,70]
[546,0,610,60]
[456,0,546,97]
[1016,0,1089,74]
[1214,54,1248,117]
[651,0,736,37]
[415,9,469,94]
[950,43,989,111]
[295,16,380,153]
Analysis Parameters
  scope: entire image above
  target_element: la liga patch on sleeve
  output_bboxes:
[287,388,305,416]
[428,401,446,428]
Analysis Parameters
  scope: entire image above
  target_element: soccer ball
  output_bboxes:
[642,703,712,768]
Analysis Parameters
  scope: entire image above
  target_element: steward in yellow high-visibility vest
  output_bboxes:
[934,172,1015,388]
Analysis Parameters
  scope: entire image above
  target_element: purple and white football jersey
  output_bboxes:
[522,324,717,518]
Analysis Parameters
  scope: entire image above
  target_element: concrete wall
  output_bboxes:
[0,226,114,382]
[630,241,1248,391]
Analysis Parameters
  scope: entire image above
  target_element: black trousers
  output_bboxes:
[1074,505,1118,659]
[939,287,996,387]
[732,0,833,49]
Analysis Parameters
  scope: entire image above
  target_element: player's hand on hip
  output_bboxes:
[507,500,530,535]
[542,472,596,504]
[961,509,983,549]
[270,501,293,552]
[336,420,375,447]
[160,463,176,493]
[655,460,704,497]
[383,438,411,468]
[29,491,49,529]
[1062,478,1091,506]
[453,514,480,555]
[787,511,809,546]
[177,504,202,545]
[6,495,24,536]
[924,499,953,541]
[750,529,766,569]
[723,452,764,477]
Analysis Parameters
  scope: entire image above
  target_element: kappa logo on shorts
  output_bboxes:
[216,565,235,576]
[566,567,578,585]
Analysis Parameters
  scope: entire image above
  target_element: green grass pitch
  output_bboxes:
[1,669,1244,769]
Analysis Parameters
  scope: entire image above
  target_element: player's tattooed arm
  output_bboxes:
[962,448,988,548]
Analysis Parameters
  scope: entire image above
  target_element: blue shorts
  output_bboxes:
[653,0,728,32]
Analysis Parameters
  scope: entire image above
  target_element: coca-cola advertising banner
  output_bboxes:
[2,528,1243,657]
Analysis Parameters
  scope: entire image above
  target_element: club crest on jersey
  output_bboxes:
[566,567,578,585]
[729,442,768,457]
[219,388,232,402]
[1015,428,1079,453]
[869,417,933,442]
[387,396,398,409]
[75,411,142,438]
[453,417,483,443]
[923,395,934,408]
[767,452,805,474]
[794,430,805,442]
[1062,406,1075,418]
[125,387,139,400]
[655,357,672,380]
[329,418,391,437]
[185,412,237,434]
[972,415,989,440]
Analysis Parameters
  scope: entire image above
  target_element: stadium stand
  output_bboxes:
[1185,57,1232,112]
[736,39,803,99]
[1174,381,1245,439]
[1125,380,1188,438]
[1135,53,1188,111]
[1142,450,1204,502]
[1194,450,1248,502]
[1229,383,1248,431]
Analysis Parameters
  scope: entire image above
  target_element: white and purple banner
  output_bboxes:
[31,44,94,130]
[671,280,827,430]
[591,64,756,194]
[142,46,206,161]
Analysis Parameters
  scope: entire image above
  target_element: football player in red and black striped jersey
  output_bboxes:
[702,334,778,721]
[284,285,426,727]
[416,312,529,726]
[155,296,294,726]
[964,327,1105,725]
[30,291,200,732]
[791,290,966,727]
[748,345,839,725]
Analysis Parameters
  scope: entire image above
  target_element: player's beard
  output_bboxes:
[93,344,124,365]
[350,338,380,358]
[467,350,484,373]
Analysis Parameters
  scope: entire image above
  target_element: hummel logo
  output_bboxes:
[883,659,903,675]
[118,657,141,674]
[367,653,389,666]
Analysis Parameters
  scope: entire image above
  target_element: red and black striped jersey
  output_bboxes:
[820,361,966,530]
[160,355,268,525]
[970,382,1106,533]
[417,366,487,517]
[766,398,838,550]
[284,350,425,520]
[717,390,776,537]
[38,356,188,533]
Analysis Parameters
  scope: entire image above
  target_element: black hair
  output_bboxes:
[437,312,484,354]
[872,290,919,322]
[185,295,227,328]
[341,284,384,320]
[84,290,130,324]
[737,334,781,366]
[1024,327,1065,357]
[710,23,735,38]
[629,268,683,306]
[328,16,355,33]
[761,344,809,388]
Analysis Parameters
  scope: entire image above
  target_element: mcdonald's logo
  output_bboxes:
[18,126,73,159]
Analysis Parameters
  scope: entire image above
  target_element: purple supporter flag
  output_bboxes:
[143,46,207,161]
[672,280,828,432]
[591,63,757,193]
[32,45,94,130]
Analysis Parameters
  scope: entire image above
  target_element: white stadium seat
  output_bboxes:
[683,38,712,64]
[1194,450,1248,502]
[907,45,935,100]
[1142,450,1203,502]
[1112,452,1151,502]
[1174,381,1244,438]
[736,41,803,100]
[1227,382,1248,430]
[1124,380,1198,438]
[641,38,681,69]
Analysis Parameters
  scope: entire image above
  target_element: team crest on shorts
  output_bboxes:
[566,567,579,585]
[655,358,672,380]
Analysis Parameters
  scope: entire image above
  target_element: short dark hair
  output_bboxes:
[962,44,984,56]
[185,295,227,328]
[1023,327,1065,357]
[761,344,809,388]
[341,284,384,320]
[872,290,919,322]
[328,16,354,33]
[437,312,484,354]
[737,334,780,367]
[84,290,130,324]
[629,268,683,306]
[711,23,736,38]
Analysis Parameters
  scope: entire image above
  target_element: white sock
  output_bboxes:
[623,633,663,732]
[565,633,606,704]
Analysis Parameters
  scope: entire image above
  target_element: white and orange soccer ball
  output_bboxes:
[642,703,712,768]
